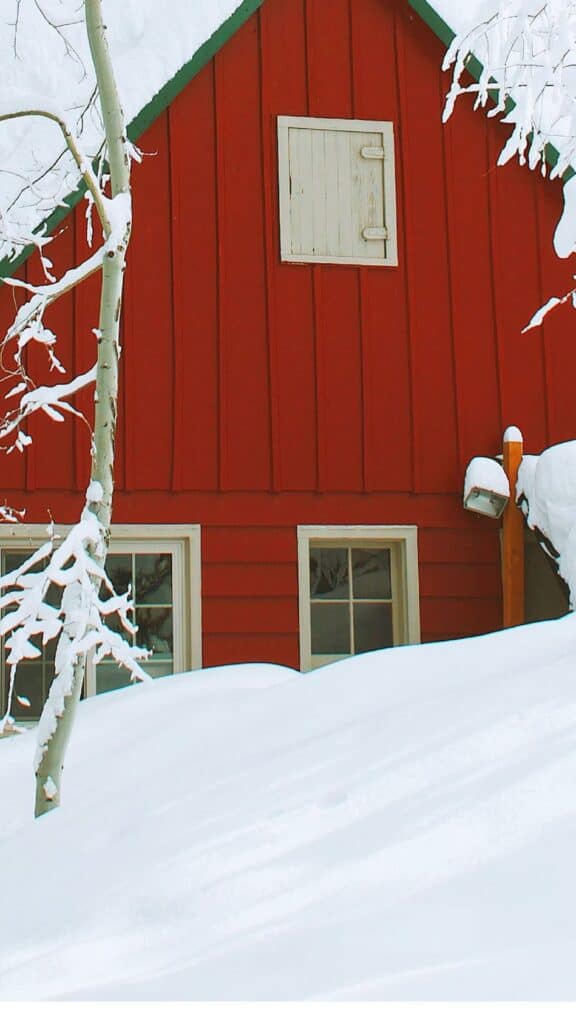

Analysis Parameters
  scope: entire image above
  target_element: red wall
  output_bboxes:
[0,0,574,667]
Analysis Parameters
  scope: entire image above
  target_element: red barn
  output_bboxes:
[0,0,573,715]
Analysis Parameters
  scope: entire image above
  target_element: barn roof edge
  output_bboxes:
[407,0,454,48]
[0,0,265,280]
[1,0,571,282]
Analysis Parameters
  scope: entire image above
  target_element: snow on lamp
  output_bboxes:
[463,457,510,519]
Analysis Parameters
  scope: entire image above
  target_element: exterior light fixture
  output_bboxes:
[463,456,510,519]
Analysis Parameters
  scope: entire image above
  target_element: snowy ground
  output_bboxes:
[3,614,576,1001]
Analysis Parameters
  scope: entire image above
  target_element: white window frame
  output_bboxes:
[278,115,398,267]
[297,525,420,671]
[0,523,202,703]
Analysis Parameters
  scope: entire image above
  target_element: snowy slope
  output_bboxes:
[431,0,490,32]
[0,0,245,262]
[2,615,576,1000]
[6,1,567,266]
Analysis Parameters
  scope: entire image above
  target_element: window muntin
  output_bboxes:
[1,551,57,720]
[0,525,201,723]
[96,551,175,694]
[309,545,399,660]
[298,526,420,671]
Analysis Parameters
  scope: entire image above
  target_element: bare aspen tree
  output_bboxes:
[0,1,149,817]
[33,0,133,817]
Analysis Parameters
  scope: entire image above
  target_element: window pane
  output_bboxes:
[45,637,58,662]
[135,607,173,659]
[352,548,391,599]
[311,603,350,655]
[4,551,30,573]
[96,662,135,696]
[354,603,393,653]
[95,658,173,694]
[11,663,44,719]
[309,548,349,599]
[45,581,60,608]
[1,547,56,721]
[135,554,172,605]
[103,606,133,647]
[147,660,173,679]
[105,553,132,597]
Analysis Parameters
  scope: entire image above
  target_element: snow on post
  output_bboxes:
[517,441,576,605]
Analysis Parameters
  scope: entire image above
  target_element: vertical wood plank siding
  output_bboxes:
[215,16,272,491]
[123,116,175,492]
[0,0,573,667]
[352,0,413,492]
[169,62,220,492]
[260,0,316,491]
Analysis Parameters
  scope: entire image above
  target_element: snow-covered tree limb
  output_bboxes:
[443,1,576,177]
[0,364,97,451]
[0,508,150,746]
[0,104,111,233]
[0,2,141,817]
[31,0,135,817]
[443,0,576,321]
[3,242,105,337]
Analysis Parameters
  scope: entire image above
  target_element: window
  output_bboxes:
[278,115,398,267]
[298,526,420,670]
[0,524,201,722]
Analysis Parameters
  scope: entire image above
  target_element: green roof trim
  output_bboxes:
[407,0,454,47]
[1,0,571,283]
[127,0,265,143]
[0,0,265,280]
[408,0,574,183]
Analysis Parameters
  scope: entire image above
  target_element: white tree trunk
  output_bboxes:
[34,0,131,817]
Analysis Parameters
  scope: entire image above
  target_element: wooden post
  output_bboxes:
[502,426,525,628]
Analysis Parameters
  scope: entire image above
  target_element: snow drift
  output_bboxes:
[518,440,576,604]
[2,614,576,1000]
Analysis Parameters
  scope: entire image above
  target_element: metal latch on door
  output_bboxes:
[362,226,388,241]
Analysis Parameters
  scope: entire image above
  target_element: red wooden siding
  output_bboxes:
[397,10,460,494]
[353,0,414,493]
[0,0,573,668]
[260,0,317,492]
[124,116,175,492]
[215,17,272,491]
[170,62,220,492]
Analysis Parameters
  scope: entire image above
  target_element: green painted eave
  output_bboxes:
[2,0,571,282]
[408,0,574,183]
[407,0,454,47]
[127,0,265,143]
[0,0,265,280]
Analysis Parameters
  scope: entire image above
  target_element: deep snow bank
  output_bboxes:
[2,618,576,1000]
[518,441,576,603]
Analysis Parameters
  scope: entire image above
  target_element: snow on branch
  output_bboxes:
[0,506,151,742]
[0,2,137,811]
[0,101,132,458]
[443,0,576,321]
[443,1,576,187]
[3,243,105,341]
[522,288,576,331]
[0,103,112,238]
[0,364,97,452]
